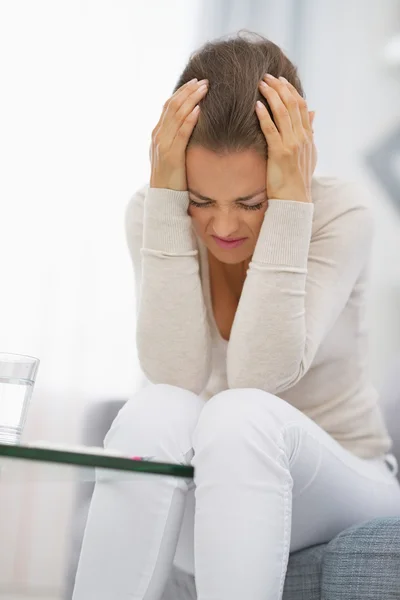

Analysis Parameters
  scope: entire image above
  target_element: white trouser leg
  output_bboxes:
[72,383,204,600]
[192,388,400,600]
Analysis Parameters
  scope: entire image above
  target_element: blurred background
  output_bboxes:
[0,0,399,597]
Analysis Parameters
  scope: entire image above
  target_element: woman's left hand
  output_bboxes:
[256,74,317,203]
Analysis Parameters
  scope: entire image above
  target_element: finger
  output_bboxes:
[172,105,201,154]
[153,80,206,148]
[153,78,200,133]
[166,78,200,110]
[164,79,207,120]
[162,80,208,138]
[174,83,209,129]
[263,75,304,139]
[258,79,295,145]
[264,74,304,137]
[278,76,312,133]
[255,100,282,151]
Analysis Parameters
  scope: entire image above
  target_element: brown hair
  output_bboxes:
[174,30,305,158]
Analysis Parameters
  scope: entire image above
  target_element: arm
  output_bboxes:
[125,185,212,394]
[227,182,373,394]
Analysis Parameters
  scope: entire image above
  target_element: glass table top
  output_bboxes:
[0,442,194,480]
[0,442,194,599]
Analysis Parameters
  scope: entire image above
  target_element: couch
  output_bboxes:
[64,361,400,599]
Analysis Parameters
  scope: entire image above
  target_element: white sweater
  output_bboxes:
[125,175,392,459]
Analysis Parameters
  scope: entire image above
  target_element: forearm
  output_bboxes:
[136,188,212,394]
[227,200,313,393]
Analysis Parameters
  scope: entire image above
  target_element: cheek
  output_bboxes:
[188,206,267,237]
[188,208,208,231]
[246,209,267,234]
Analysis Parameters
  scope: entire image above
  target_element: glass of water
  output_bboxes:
[0,353,40,445]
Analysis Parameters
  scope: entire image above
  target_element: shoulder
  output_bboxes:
[124,182,150,240]
[311,175,374,237]
[125,184,148,221]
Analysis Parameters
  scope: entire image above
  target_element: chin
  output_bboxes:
[209,245,254,265]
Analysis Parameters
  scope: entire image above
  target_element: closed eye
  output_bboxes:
[189,199,267,211]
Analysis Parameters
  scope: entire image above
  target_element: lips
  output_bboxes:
[212,235,247,250]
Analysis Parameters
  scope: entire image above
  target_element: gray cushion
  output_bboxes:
[322,517,400,599]
[161,519,400,600]
[160,545,327,600]
[284,544,326,600]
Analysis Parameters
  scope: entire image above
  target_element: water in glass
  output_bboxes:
[0,375,34,444]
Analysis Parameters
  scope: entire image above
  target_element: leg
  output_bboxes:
[72,384,204,600]
[192,388,400,600]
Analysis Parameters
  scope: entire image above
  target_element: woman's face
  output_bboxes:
[186,146,268,265]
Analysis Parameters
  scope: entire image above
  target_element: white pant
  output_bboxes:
[72,384,400,600]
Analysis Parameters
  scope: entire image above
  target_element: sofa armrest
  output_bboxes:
[79,398,127,448]
[380,357,400,472]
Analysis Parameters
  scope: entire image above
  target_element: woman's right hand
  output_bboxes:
[150,78,209,191]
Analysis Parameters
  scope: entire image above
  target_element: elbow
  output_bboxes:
[227,373,280,394]
[137,350,210,397]
[140,368,207,396]
[228,359,307,395]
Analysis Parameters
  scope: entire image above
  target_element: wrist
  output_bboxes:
[253,199,314,267]
[144,188,194,253]
[150,172,187,192]
[269,189,312,203]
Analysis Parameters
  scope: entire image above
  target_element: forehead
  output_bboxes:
[186,146,266,200]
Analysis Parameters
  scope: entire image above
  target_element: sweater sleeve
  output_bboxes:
[124,185,212,394]
[227,181,373,394]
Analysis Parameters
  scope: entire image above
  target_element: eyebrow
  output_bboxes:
[188,188,266,202]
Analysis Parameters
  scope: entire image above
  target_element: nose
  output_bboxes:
[211,211,241,239]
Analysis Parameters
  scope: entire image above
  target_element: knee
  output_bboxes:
[104,383,204,455]
[193,388,292,453]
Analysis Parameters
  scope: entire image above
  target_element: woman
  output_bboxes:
[72,32,400,600]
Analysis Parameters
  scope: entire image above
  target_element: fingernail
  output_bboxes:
[260,80,268,88]
[198,79,209,86]
[265,73,275,79]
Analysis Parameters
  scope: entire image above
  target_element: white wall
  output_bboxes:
[0,0,200,596]
[300,0,400,384]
